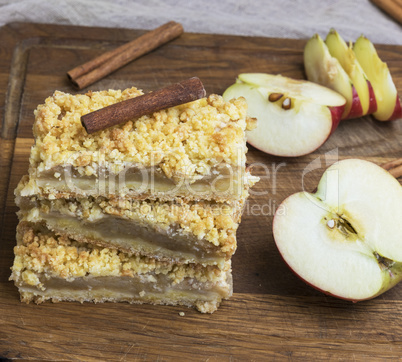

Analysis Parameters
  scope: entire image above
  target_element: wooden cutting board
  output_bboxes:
[1,22,402,360]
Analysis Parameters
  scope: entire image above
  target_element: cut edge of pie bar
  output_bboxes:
[10,222,233,313]
[15,175,243,267]
[24,88,258,203]
[12,86,259,313]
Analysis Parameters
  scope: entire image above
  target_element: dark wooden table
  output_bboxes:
[1,22,402,360]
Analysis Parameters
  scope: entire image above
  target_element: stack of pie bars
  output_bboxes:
[10,86,258,313]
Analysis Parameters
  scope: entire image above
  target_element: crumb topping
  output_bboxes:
[11,224,229,287]
[30,88,251,183]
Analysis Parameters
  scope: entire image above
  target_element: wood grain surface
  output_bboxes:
[1,22,402,361]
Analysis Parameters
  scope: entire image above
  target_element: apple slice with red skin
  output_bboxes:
[222,73,345,157]
[325,29,377,116]
[304,34,364,120]
[353,35,402,121]
[273,159,402,301]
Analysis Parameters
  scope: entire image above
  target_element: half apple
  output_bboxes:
[304,34,364,120]
[353,35,402,121]
[273,159,402,301]
[222,73,345,157]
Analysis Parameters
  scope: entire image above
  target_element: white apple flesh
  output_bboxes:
[325,29,377,116]
[353,35,402,121]
[273,159,402,301]
[304,34,364,120]
[222,73,345,157]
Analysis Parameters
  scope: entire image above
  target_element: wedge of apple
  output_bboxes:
[273,159,402,301]
[304,34,363,120]
[325,29,377,116]
[222,73,345,157]
[353,35,402,121]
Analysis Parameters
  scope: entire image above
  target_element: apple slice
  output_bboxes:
[353,35,402,121]
[222,73,345,157]
[325,29,377,116]
[304,34,363,120]
[273,159,402,301]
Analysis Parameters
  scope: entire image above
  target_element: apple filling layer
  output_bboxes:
[16,177,241,266]
[10,223,232,313]
[25,164,253,203]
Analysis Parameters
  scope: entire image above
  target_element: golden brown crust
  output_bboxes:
[30,88,250,184]
[11,222,230,287]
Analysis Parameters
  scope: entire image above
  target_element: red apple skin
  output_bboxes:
[366,80,378,115]
[329,104,345,134]
[343,86,364,120]
[386,96,402,121]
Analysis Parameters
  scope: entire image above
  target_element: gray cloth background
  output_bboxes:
[0,0,401,45]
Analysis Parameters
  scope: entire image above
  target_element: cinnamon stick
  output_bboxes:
[67,21,184,89]
[381,158,402,178]
[389,165,402,178]
[81,77,206,134]
[370,0,402,25]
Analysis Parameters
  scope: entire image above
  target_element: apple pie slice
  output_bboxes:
[12,83,258,313]
[23,88,257,203]
[16,176,242,266]
[10,222,232,313]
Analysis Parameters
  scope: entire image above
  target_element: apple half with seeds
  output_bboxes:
[304,34,364,120]
[273,159,402,301]
[222,73,345,157]
[325,29,377,116]
[353,35,402,121]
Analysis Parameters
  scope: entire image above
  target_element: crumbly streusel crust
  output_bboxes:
[11,222,230,287]
[30,88,256,184]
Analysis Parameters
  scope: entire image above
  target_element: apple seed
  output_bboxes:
[326,219,336,229]
[337,217,357,235]
[282,97,292,110]
[268,93,284,102]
